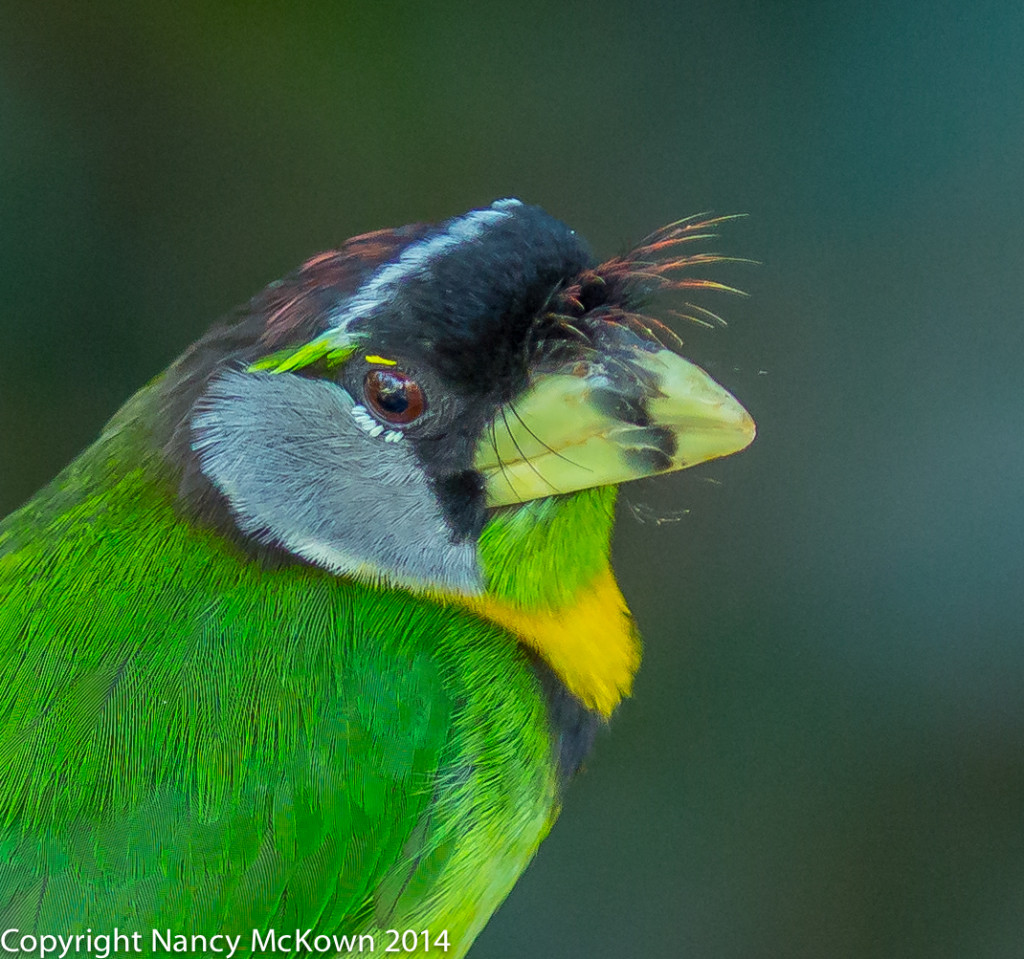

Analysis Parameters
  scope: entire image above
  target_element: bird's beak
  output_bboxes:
[474,347,756,507]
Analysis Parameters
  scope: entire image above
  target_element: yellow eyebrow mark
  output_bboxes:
[364,354,397,366]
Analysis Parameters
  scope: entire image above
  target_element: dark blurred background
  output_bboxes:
[2,1,1023,956]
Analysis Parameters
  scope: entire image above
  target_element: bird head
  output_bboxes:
[162,199,755,600]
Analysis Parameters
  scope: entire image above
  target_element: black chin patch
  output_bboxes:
[431,470,488,542]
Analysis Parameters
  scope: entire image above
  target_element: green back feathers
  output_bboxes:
[0,400,563,949]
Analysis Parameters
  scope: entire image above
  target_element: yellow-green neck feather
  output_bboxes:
[433,486,640,717]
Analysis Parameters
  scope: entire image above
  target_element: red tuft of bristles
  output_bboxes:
[548,213,754,346]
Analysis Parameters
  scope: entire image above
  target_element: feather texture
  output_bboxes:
[0,389,566,956]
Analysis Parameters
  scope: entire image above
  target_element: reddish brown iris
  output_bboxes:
[363,369,425,425]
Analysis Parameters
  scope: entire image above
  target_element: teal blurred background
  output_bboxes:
[2,2,1023,956]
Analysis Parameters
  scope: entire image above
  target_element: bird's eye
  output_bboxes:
[363,369,426,426]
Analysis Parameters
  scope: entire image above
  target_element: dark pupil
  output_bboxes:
[374,372,409,414]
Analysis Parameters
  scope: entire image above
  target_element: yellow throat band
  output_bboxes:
[454,566,640,718]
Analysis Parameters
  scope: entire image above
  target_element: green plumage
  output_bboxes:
[0,383,581,952]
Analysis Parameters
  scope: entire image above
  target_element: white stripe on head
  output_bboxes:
[324,199,523,338]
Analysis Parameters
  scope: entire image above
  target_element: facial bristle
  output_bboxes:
[544,213,752,353]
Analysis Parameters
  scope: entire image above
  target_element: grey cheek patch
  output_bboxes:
[190,370,483,595]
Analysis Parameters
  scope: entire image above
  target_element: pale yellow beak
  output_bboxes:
[475,348,756,507]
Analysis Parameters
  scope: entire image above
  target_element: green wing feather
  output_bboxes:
[0,401,559,954]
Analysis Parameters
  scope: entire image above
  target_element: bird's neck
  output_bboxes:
[442,489,641,718]
[7,386,640,719]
